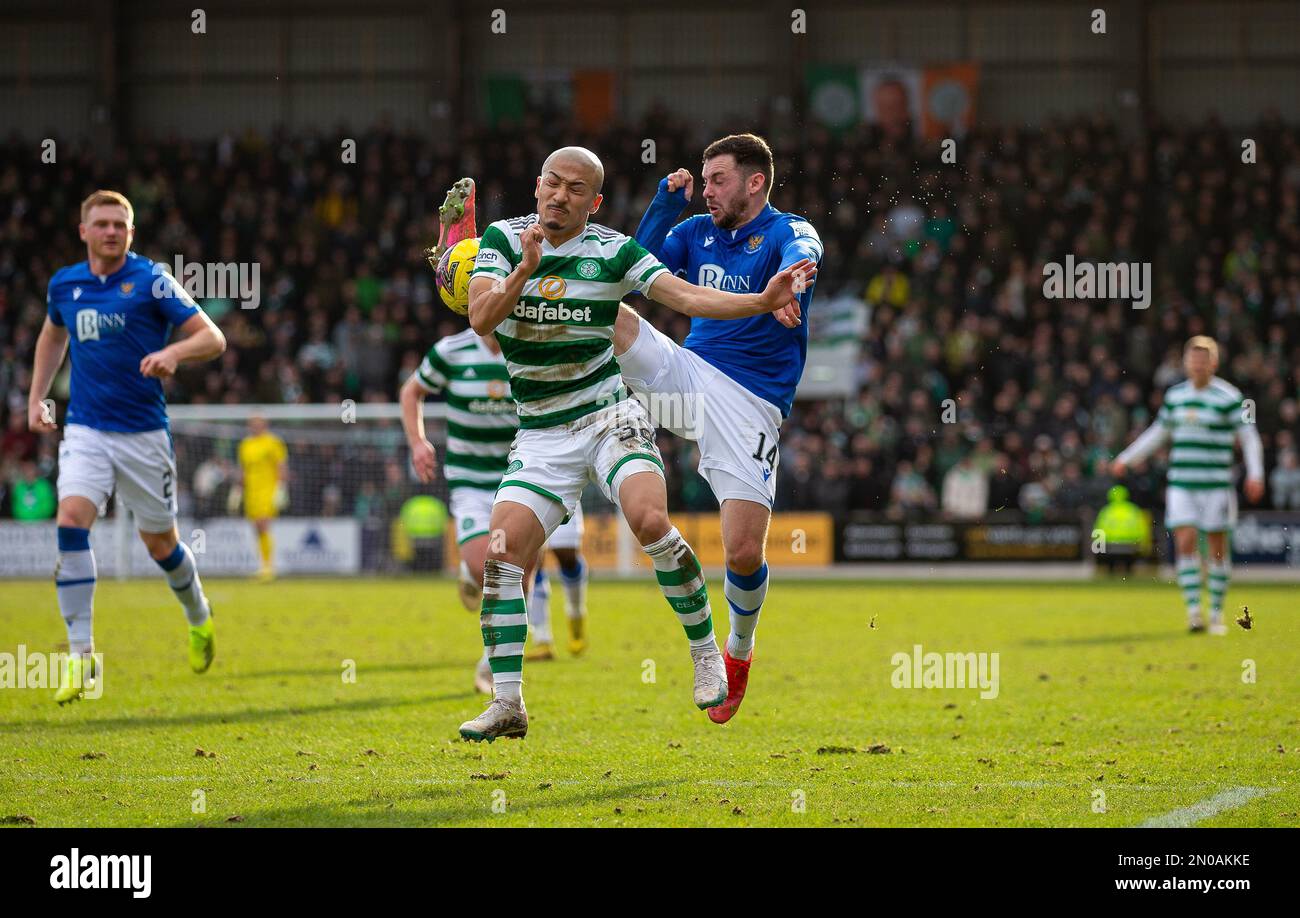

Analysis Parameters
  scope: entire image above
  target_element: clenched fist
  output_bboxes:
[519,224,545,274]
[140,349,179,379]
[28,399,57,433]
[664,168,694,200]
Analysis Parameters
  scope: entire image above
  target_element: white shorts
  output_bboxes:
[451,487,585,550]
[57,423,179,532]
[494,399,663,540]
[1165,487,1237,532]
[619,314,782,508]
[449,487,495,545]
[548,503,585,550]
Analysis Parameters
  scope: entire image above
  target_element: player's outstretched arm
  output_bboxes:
[140,311,226,378]
[1110,418,1169,476]
[1237,417,1266,502]
[27,318,69,432]
[467,224,543,336]
[399,374,438,484]
[646,258,815,321]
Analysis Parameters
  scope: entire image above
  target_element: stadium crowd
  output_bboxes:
[3,108,1300,524]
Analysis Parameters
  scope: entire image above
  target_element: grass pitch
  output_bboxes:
[1,576,1296,827]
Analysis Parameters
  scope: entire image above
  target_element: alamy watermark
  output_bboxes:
[152,255,261,310]
[1043,255,1151,309]
[890,643,1000,699]
[49,848,150,898]
[1,645,102,699]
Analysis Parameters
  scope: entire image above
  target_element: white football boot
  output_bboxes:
[459,696,528,742]
[690,644,728,710]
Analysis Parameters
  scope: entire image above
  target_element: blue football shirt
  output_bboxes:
[636,181,823,417]
[46,252,200,432]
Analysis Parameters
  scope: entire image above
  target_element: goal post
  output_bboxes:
[164,401,450,577]
[159,402,653,579]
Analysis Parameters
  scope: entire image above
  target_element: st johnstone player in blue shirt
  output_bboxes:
[612,134,823,724]
[27,190,227,704]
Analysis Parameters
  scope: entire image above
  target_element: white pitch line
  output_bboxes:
[1139,786,1279,828]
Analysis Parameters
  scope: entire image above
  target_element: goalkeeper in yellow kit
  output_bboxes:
[235,414,288,581]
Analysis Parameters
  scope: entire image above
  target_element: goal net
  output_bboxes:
[165,402,451,577]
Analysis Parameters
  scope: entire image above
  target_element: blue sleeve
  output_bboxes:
[47,280,64,326]
[779,219,824,307]
[778,219,824,270]
[152,270,201,325]
[635,178,690,272]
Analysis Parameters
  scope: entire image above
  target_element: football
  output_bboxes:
[436,236,480,316]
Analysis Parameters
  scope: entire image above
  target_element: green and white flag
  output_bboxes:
[807,64,860,132]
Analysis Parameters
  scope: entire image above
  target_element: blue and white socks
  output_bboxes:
[156,542,211,626]
[55,527,96,655]
[57,530,210,652]
[724,562,768,661]
[557,556,588,620]
[527,568,553,644]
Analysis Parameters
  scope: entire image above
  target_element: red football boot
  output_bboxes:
[426,177,477,269]
[707,650,752,724]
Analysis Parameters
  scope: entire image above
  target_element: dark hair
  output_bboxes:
[702,133,774,197]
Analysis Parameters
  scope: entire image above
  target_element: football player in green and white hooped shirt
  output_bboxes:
[1111,336,1265,634]
[455,146,814,741]
[398,326,592,695]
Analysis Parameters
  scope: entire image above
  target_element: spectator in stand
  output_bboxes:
[848,456,889,510]
[941,454,989,520]
[865,262,910,309]
[2,411,37,466]
[1053,461,1092,514]
[9,460,55,521]
[1270,449,1300,509]
[890,460,938,520]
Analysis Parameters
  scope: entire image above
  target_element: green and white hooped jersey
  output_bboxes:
[1158,377,1249,490]
[471,215,669,429]
[413,329,516,491]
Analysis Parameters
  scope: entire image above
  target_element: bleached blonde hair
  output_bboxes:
[1184,335,1219,362]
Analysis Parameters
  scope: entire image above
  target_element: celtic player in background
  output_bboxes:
[236,413,288,581]
[28,190,227,703]
[1111,336,1265,634]
[457,146,812,741]
[399,323,590,692]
